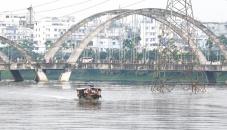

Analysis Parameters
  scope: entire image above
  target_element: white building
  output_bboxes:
[203,22,227,37]
[86,20,127,52]
[0,12,21,27]
[196,29,208,50]
[33,16,76,53]
[0,12,32,41]
[139,18,159,51]
[91,36,120,52]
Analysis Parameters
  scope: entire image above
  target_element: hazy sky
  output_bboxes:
[0,0,226,22]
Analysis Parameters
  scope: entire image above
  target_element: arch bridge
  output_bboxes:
[0,8,226,83]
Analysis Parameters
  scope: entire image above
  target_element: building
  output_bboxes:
[0,12,33,41]
[91,36,120,52]
[203,22,227,37]
[33,16,76,53]
[139,18,159,51]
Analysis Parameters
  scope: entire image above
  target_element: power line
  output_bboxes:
[60,0,146,17]
[36,0,146,19]
[121,0,145,9]
[33,0,60,8]
[0,0,61,13]
[35,0,92,13]
[61,0,110,17]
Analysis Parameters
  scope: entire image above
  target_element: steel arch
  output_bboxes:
[45,8,227,62]
[44,9,130,60]
[0,36,35,62]
[66,9,207,64]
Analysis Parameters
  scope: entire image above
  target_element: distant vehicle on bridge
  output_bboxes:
[80,57,94,63]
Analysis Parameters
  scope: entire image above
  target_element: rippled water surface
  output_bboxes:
[0,81,227,130]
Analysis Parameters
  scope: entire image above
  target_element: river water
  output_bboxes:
[0,81,227,130]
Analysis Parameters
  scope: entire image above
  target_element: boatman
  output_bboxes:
[87,88,91,96]
[95,89,99,94]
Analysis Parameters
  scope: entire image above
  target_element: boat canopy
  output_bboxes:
[76,87,101,91]
[76,88,87,91]
[77,84,94,87]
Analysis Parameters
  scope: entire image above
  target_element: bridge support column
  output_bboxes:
[59,70,72,82]
[10,70,24,82]
[34,69,48,82]
[204,71,216,84]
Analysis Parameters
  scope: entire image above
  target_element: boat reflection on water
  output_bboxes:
[77,100,102,109]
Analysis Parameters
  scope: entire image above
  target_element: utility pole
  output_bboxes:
[27,5,34,29]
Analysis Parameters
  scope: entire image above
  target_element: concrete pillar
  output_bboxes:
[204,71,216,84]
[10,70,24,82]
[59,70,72,82]
[34,69,48,82]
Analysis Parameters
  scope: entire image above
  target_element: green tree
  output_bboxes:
[123,39,132,50]
[1,39,36,59]
[100,51,107,59]
[131,35,141,46]
[88,41,93,46]
[44,40,54,49]
[112,49,119,60]
[206,38,213,49]
[219,35,227,45]
[1,46,20,59]
[19,40,35,55]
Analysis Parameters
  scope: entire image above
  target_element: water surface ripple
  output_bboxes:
[0,82,226,129]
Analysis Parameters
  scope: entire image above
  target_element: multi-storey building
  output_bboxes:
[0,12,32,41]
[139,18,159,51]
[91,36,120,52]
[87,19,127,52]
[33,16,76,53]
[203,22,227,37]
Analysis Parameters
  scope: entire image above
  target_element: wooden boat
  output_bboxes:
[76,83,102,102]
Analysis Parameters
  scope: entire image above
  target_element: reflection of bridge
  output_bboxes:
[0,8,227,83]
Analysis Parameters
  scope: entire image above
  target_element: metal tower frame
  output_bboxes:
[166,0,196,46]
[151,0,206,93]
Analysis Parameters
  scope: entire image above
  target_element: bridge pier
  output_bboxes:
[204,71,216,84]
[34,69,48,82]
[10,70,24,82]
[59,69,72,82]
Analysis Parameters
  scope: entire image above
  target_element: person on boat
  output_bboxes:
[87,88,91,96]
[95,89,99,95]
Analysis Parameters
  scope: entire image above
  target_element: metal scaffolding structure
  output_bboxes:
[166,0,196,44]
[151,0,206,93]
